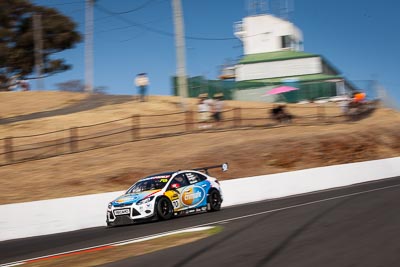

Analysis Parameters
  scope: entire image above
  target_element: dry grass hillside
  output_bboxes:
[0,91,399,204]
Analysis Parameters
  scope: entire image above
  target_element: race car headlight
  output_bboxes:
[108,202,113,209]
[137,196,155,205]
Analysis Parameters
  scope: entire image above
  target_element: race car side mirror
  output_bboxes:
[170,183,180,189]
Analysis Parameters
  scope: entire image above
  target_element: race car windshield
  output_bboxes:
[126,176,170,193]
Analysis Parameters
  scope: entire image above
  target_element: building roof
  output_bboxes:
[238,50,319,64]
[235,73,343,89]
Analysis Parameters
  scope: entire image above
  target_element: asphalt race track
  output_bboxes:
[1,176,400,266]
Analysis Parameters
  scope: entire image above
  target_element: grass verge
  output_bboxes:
[26,226,222,267]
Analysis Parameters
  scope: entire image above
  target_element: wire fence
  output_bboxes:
[0,101,378,166]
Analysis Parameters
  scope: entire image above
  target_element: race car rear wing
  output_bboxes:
[193,163,228,175]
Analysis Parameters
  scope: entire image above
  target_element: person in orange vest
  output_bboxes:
[352,91,366,103]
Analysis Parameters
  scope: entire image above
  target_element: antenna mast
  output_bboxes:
[247,0,268,16]
[278,0,294,21]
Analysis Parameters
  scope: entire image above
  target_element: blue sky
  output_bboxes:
[33,0,399,107]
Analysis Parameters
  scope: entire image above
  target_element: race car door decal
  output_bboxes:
[165,174,190,211]
[180,185,206,208]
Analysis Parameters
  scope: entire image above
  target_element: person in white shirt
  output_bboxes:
[197,93,212,128]
[134,73,149,102]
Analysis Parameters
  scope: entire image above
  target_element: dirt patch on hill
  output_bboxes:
[0,92,399,204]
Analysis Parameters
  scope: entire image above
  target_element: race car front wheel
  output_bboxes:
[208,190,221,211]
[156,197,173,220]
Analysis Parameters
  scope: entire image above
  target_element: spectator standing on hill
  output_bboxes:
[197,93,212,129]
[212,93,225,126]
[135,73,149,102]
[19,80,30,91]
[203,93,214,110]
[338,95,351,114]
[353,91,366,103]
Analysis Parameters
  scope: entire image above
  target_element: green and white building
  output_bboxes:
[174,13,357,102]
[231,13,356,102]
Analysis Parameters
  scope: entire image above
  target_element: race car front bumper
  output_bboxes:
[107,214,135,226]
[106,203,156,226]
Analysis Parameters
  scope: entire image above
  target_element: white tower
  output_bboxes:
[234,14,303,55]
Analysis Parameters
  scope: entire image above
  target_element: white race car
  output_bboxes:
[106,163,227,226]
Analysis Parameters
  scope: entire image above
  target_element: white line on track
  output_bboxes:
[2,182,400,267]
[201,182,400,225]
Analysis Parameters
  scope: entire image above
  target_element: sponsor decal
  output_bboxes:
[142,175,171,181]
[151,175,171,179]
[116,194,140,204]
[181,186,205,207]
[114,209,130,216]
[186,173,198,183]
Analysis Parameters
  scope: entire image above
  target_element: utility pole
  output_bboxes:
[85,0,94,93]
[33,13,44,90]
[172,0,188,105]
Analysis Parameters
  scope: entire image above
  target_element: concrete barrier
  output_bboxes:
[1,157,399,241]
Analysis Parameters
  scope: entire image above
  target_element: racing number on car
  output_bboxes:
[172,200,179,208]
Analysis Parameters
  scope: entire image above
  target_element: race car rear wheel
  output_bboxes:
[156,197,173,220]
[208,190,221,211]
